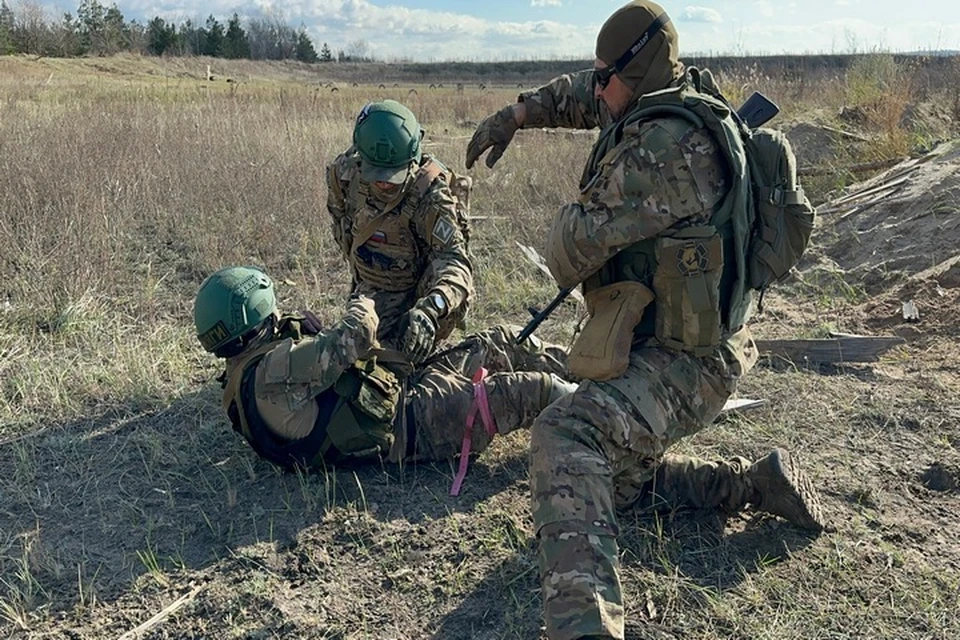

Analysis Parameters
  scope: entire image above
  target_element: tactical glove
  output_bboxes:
[465,104,520,170]
[299,310,324,336]
[401,305,438,364]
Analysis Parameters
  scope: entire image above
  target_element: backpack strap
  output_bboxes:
[414,158,445,197]
[756,185,807,206]
[366,346,415,377]
[349,209,394,258]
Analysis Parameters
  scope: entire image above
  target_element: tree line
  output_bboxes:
[0,0,371,63]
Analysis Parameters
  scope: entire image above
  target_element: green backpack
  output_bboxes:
[630,68,816,311]
[741,126,815,291]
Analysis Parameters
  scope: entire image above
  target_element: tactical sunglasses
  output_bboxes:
[595,12,671,90]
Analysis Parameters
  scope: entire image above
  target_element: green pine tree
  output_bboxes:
[203,15,224,57]
[146,16,177,56]
[294,27,318,63]
[223,13,249,59]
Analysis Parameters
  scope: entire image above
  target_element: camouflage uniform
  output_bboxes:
[222,297,569,468]
[326,149,474,351]
[521,69,768,640]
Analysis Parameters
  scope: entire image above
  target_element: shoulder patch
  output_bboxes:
[333,149,361,181]
[432,217,455,245]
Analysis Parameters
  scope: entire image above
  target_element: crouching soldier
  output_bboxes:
[326,100,474,363]
[194,266,573,490]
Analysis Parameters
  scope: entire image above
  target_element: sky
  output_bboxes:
[44,0,960,60]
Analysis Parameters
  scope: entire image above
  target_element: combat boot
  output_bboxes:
[747,448,825,531]
[544,373,578,405]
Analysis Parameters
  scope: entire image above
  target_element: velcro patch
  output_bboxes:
[432,218,455,245]
[199,321,230,352]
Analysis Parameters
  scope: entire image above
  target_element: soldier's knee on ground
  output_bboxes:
[530,402,620,532]
[538,522,624,640]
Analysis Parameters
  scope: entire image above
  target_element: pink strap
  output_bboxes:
[450,367,498,496]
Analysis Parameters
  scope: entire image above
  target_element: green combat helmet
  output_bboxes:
[353,100,423,184]
[194,266,276,354]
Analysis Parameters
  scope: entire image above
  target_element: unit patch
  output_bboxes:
[432,218,455,245]
[677,241,709,275]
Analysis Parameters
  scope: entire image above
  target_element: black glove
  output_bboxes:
[299,310,323,336]
[401,305,438,364]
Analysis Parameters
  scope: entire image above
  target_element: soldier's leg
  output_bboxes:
[615,451,824,530]
[531,383,640,640]
[531,346,740,640]
[428,324,568,378]
[411,368,575,461]
[622,453,753,512]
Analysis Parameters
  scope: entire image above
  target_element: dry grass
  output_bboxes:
[0,54,958,639]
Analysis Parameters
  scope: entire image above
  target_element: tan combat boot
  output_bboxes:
[748,448,825,531]
[543,373,578,405]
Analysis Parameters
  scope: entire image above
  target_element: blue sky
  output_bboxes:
[45,0,960,60]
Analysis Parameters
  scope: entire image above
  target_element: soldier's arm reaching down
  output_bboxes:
[517,69,606,131]
[414,181,474,320]
[257,296,379,400]
[544,119,729,289]
[466,70,604,170]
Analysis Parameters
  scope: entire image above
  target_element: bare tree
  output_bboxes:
[11,0,52,54]
[345,38,369,61]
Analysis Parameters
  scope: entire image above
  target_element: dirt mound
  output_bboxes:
[899,102,956,141]
[856,277,960,345]
[781,121,869,168]
[813,140,960,295]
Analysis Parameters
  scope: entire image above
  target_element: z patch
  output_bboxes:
[432,218,455,245]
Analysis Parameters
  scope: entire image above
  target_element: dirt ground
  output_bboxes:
[0,157,957,640]
[1,56,959,639]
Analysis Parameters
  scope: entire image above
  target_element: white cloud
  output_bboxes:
[98,0,597,60]
[682,17,960,55]
[41,0,960,61]
[679,6,723,24]
[304,0,597,60]
[754,1,774,18]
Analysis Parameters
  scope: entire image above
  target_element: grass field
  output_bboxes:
[0,53,958,639]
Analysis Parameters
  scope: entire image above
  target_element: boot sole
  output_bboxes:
[768,448,826,531]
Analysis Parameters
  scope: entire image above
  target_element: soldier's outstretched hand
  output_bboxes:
[466,104,521,170]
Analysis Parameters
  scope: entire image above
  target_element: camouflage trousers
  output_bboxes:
[530,329,757,640]
[398,324,569,462]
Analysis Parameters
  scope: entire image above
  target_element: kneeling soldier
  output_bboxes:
[194,266,573,484]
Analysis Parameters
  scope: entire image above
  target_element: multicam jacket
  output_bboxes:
[221,297,403,468]
[325,149,473,327]
[522,69,754,361]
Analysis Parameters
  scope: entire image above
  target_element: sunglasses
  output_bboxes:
[595,64,617,90]
[594,13,671,91]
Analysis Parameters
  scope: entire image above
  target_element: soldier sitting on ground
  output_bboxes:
[194,266,572,485]
[326,99,474,364]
